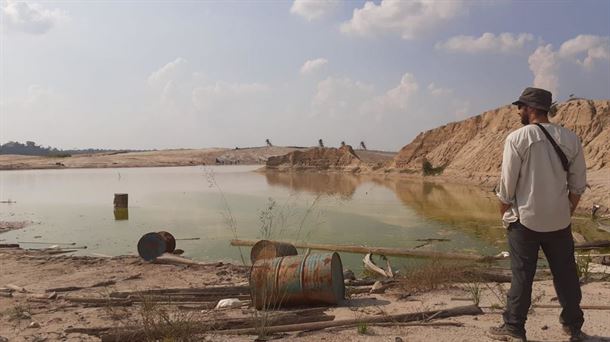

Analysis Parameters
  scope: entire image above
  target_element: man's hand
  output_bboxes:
[569,192,581,216]
[499,201,511,217]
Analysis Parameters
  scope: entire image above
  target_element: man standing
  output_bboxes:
[489,87,587,342]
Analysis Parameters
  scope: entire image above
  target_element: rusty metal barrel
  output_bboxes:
[137,231,176,261]
[114,193,128,209]
[249,252,345,310]
[250,240,298,263]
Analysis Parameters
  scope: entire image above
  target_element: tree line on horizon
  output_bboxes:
[0,141,146,156]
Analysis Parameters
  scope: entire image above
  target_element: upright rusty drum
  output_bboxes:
[250,252,345,310]
[250,240,298,263]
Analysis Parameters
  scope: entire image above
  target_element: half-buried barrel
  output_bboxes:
[250,240,298,263]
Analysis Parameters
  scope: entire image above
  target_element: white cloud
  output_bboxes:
[558,35,610,69]
[373,73,419,111]
[192,82,270,113]
[1,0,68,34]
[526,35,609,96]
[311,77,374,118]
[528,44,559,95]
[436,32,535,54]
[427,83,452,96]
[300,58,328,75]
[340,0,464,40]
[290,0,339,21]
[147,58,188,87]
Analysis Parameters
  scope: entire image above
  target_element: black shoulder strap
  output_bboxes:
[534,123,569,172]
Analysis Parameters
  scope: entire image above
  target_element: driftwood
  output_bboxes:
[363,253,393,278]
[127,294,251,302]
[5,284,27,293]
[29,292,57,300]
[46,275,140,293]
[575,240,610,249]
[63,296,133,306]
[41,249,77,255]
[92,313,335,341]
[345,279,397,287]
[218,304,483,335]
[231,239,506,262]
[18,241,76,245]
[46,280,117,293]
[0,292,12,298]
[533,304,610,310]
[109,285,250,298]
[152,254,221,266]
[0,243,19,248]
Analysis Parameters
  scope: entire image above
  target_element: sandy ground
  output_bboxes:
[1,247,610,342]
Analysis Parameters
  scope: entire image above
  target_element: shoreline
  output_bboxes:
[1,246,609,341]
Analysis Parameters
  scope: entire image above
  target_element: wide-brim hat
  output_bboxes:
[512,87,552,112]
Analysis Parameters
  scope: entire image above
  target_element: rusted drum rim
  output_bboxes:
[157,231,176,253]
[137,232,167,261]
[250,240,298,263]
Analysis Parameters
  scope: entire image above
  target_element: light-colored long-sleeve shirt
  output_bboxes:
[496,123,587,232]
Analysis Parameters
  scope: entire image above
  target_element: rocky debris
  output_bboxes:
[266,145,362,172]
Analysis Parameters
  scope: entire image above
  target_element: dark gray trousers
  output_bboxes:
[503,221,584,334]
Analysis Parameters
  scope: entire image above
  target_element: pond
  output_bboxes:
[1,165,607,272]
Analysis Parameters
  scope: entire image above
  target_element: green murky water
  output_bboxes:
[1,166,608,271]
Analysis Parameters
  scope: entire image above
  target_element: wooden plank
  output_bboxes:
[231,239,504,262]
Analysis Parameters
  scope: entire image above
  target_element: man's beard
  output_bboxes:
[520,115,529,125]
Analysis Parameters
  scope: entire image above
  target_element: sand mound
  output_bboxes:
[266,145,362,172]
[394,99,609,176]
[392,99,610,212]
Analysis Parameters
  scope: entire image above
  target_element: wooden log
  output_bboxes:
[152,254,221,266]
[18,241,76,245]
[128,294,251,302]
[69,311,332,338]
[575,240,610,249]
[217,304,483,335]
[95,313,335,341]
[5,284,27,293]
[109,285,250,298]
[47,286,84,293]
[42,249,77,255]
[64,296,132,306]
[231,239,504,262]
[533,305,610,310]
[0,292,13,298]
[345,279,397,287]
[0,244,19,248]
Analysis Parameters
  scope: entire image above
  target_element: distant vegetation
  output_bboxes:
[0,141,148,156]
[422,159,445,176]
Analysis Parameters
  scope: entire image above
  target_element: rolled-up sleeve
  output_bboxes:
[568,138,587,195]
[496,136,521,204]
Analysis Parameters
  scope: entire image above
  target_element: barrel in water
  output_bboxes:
[250,252,345,310]
[250,240,298,263]
[137,231,176,261]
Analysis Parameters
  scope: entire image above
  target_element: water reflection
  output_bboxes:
[265,171,364,199]
[114,208,129,220]
[265,172,610,246]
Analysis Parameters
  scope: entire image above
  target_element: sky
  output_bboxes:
[1,0,609,151]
